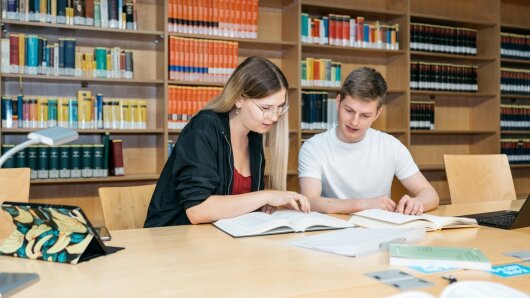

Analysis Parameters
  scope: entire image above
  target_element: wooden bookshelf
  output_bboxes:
[500,0,530,199]
[2,0,530,221]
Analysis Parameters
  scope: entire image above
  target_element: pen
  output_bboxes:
[442,274,458,284]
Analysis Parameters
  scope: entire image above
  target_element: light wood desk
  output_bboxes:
[0,201,528,297]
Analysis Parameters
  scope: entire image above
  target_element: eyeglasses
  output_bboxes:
[248,98,289,119]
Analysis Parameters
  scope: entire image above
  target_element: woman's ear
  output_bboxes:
[235,97,243,109]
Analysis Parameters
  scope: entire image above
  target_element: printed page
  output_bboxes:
[271,210,353,231]
[213,212,292,237]
[348,215,434,231]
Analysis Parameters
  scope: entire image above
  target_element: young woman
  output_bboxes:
[144,56,310,227]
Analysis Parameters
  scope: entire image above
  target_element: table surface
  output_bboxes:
[1,200,528,297]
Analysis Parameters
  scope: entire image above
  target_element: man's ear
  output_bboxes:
[374,106,383,120]
[335,94,340,110]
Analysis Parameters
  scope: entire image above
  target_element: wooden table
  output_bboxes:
[1,200,529,297]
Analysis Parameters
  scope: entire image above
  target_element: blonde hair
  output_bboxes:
[204,56,289,191]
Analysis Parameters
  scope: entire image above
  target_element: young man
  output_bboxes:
[298,67,439,215]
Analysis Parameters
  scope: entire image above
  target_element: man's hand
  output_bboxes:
[360,196,396,211]
[395,195,424,215]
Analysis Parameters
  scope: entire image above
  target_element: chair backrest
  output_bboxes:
[0,168,31,239]
[98,184,156,230]
[443,154,516,204]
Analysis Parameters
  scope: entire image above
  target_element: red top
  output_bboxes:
[232,168,252,195]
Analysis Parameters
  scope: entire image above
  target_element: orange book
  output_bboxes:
[212,41,220,82]
[251,0,258,38]
[183,38,190,81]
[168,0,174,32]
[230,42,238,70]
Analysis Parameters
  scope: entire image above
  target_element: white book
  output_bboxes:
[348,209,478,232]
[289,228,425,257]
[213,210,354,238]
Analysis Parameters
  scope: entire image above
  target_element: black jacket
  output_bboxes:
[144,110,265,227]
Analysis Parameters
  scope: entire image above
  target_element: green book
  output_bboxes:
[101,132,110,177]
[81,144,93,178]
[37,145,49,179]
[15,149,27,168]
[70,144,82,178]
[59,145,71,178]
[27,146,38,179]
[93,144,104,177]
[1,145,15,168]
[389,244,491,270]
[48,146,60,179]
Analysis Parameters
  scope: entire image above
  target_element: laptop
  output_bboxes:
[461,195,530,230]
[0,201,123,264]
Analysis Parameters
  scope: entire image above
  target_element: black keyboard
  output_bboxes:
[477,214,517,228]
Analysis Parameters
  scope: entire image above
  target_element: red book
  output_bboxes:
[9,34,19,69]
[110,139,125,176]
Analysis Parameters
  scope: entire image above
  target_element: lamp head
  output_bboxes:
[27,127,79,146]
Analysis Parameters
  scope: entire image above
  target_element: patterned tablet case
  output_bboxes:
[0,202,122,264]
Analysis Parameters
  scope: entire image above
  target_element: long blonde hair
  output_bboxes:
[204,56,289,191]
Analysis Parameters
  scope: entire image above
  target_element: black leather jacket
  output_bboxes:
[144,110,265,227]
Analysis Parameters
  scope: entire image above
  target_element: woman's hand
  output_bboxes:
[264,191,311,213]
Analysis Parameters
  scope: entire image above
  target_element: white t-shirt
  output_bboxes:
[298,127,419,199]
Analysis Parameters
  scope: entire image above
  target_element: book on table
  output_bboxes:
[389,244,491,270]
[213,210,354,238]
[348,209,478,232]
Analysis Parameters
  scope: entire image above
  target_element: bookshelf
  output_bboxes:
[2,0,530,224]
[500,0,530,199]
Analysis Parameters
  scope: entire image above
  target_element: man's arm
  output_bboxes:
[299,177,396,214]
[396,172,439,215]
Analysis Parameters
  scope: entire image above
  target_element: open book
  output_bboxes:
[348,209,478,232]
[213,210,354,238]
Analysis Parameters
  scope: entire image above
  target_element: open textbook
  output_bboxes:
[289,228,425,257]
[213,210,353,238]
[348,209,478,232]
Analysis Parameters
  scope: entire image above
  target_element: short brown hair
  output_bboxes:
[339,67,387,108]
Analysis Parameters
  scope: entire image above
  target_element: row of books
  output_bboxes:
[1,92,147,130]
[168,36,237,83]
[167,86,222,130]
[167,0,258,39]
[301,58,342,88]
[410,23,477,55]
[301,91,337,130]
[0,138,124,178]
[410,101,435,130]
[2,0,138,30]
[1,34,134,79]
[500,32,530,60]
[500,68,530,95]
[301,14,399,50]
[410,62,478,92]
[500,104,530,130]
[501,138,530,164]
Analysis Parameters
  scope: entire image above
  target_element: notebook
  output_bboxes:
[0,201,123,264]
[461,195,530,230]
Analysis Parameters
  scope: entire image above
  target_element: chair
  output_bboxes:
[98,184,156,230]
[0,168,31,239]
[443,154,516,204]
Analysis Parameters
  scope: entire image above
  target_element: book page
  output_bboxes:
[348,215,435,231]
[213,212,292,237]
[351,209,477,230]
[271,210,353,232]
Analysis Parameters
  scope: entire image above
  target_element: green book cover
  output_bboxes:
[59,145,71,178]
[81,144,93,178]
[15,149,27,168]
[48,146,60,179]
[389,244,491,270]
[1,145,15,168]
[27,146,38,179]
[101,132,110,177]
[93,144,104,177]
[37,145,49,179]
[70,144,82,178]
